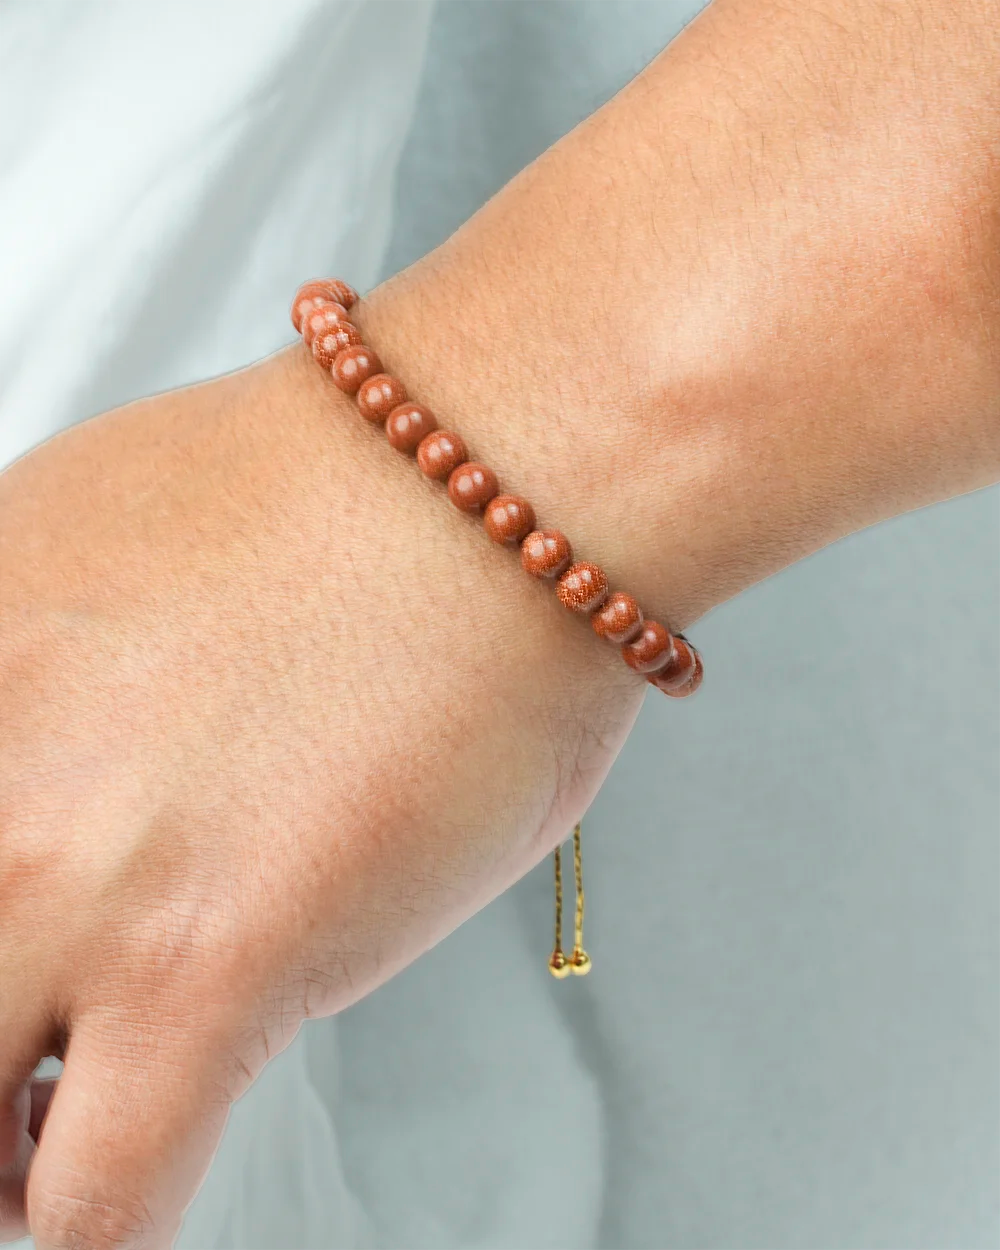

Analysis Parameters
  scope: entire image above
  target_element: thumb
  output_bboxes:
[26,1012,234,1250]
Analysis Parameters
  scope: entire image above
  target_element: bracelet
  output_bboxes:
[292,278,705,976]
[292,278,704,697]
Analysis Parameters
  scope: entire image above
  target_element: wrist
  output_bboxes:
[349,272,711,631]
[256,336,648,846]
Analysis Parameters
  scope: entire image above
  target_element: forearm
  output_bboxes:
[350,0,1000,628]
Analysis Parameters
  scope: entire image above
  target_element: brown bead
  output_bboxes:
[357,374,408,424]
[592,592,643,644]
[520,530,572,579]
[291,280,354,331]
[483,495,536,545]
[646,636,696,691]
[658,646,704,698]
[417,430,468,481]
[330,345,383,394]
[447,462,499,512]
[291,281,334,331]
[312,321,362,369]
[325,279,358,309]
[302,302,348,347]
[386,403,438,454]
[622,620,675,674]
[556,562,609,614]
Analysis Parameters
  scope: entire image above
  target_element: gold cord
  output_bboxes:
[549,821,590,978]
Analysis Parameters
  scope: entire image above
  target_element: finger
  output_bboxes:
[27,1012,234,1250]
[0,1016,53,1242]
[0,1080,28,1175]
[0,1084,30,1244]
[0,1019,47,1173]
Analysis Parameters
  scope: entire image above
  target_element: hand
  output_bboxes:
[0,348,643,1247]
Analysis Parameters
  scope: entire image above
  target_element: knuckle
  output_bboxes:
[29,1183,152,1250]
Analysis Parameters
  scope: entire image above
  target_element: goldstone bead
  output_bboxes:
[417,431,468,481]
[622,621,675,674]
[325,279,358,309]
[483,495,536,545]
[302,302,348,346]
[330,344,383,394]
[312,321,363,369]
[357,374,408,424]
[386,403,437,454]
[520,531,572,579]
[556,562,609,614]
[592,592,643,644]
[658,646,704,697]
[291,280,350,331]
[447,462,499,512]
[646,636,697,692]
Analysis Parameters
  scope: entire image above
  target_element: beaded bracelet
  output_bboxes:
[292,278,705,976]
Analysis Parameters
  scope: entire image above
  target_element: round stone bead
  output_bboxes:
[417,430,468,481]
[520,530,572,579]
[555,562,609,614]
[386,403,437,454]
[330,345,383,394]
[291,280,353,331]
[325,279,358,309]
[312,321,363,369]
[447,462,499,512]
[483,495,536,545]
[622,620,675,674]
[357,374,408,424]
[302,302,348,347]
[657,646,703,697]
[592,592,643,644]
[646,635,696,691]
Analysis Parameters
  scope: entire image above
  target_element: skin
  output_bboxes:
[1,1,998,1245]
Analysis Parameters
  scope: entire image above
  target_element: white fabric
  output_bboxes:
[0,0,426,465]
[2,3,997,1248]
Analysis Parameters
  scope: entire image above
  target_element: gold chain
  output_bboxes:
[549,821,591,977]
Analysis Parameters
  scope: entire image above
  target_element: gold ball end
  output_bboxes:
[570,949,591,976]
[549,950,571,979]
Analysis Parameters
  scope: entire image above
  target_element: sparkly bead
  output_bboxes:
[555,562,609,614]
[483,495,536,545]
[386,403,438,454]
[646,636,697,692]
[325,279,358,310]
[569,949,591,975]
[622,621,675,674]
[291,280,352,331]
[447,462,499,512]
[520,530,572,579]
[302,302,348,347]
[357,374,408,424]
[592,592,643,644]
[659,647,703,698]
[312,321,362,369]
[417,430,468,481]
[330,345,383,394]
